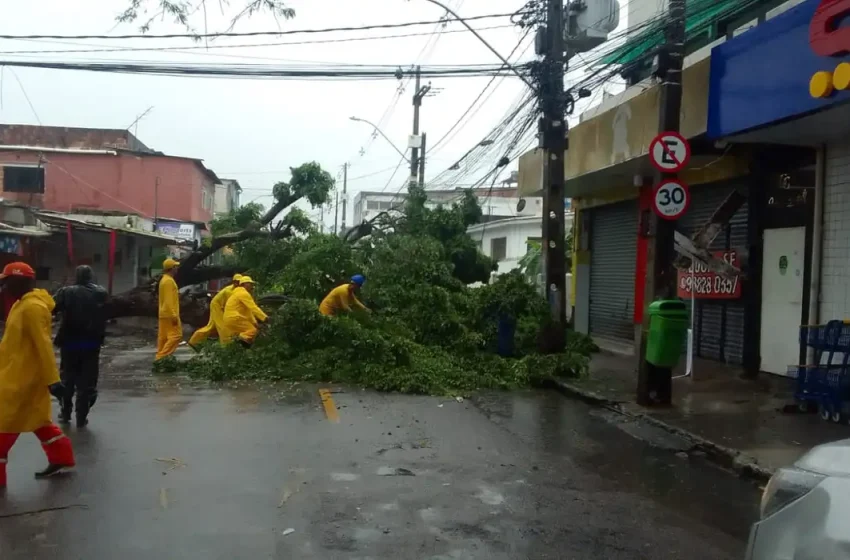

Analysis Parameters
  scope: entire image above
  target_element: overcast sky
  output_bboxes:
[0,0,624,228]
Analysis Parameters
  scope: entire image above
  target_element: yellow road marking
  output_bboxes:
[319,388,340,423]
[159,488,169,509]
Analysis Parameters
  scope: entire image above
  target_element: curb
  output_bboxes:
[545,377,774,483]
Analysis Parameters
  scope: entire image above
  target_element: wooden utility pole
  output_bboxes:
[341,163,348,233]
[636,0,687,405]
[418,133,427,187]
[540,0,568,352]
[409,66,431,189]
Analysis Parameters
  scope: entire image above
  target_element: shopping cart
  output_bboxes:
[789,320,850,423]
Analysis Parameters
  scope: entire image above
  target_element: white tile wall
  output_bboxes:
[820,141,850,321]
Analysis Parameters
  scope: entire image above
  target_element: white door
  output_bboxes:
[760,227,806,375]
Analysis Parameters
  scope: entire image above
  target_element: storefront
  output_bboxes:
[587,199,639,340]
[707,0,843,375]
[676,181,750,364]
[550,46,755,359]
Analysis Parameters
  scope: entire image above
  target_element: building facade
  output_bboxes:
[466,214,572,275]
[518,0,802,374]
[0,125,218,225]
[352,188,542,226]
[706,0,850,376]
[215,179,242,216]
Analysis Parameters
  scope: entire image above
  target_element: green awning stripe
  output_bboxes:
[600,0,746,65]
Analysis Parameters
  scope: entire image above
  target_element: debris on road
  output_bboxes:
[282,528,295,537]
[0,504,88,519]
[155,457,186,470]
[377,466,415,477]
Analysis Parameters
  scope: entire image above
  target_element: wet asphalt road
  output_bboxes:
[0,336,761,559]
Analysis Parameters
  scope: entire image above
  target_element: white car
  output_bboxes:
[747,439,850,559]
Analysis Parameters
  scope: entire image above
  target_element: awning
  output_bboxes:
[601,0,743,65]
[33,212,179,245]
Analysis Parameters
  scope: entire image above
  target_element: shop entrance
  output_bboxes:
[760,227,806,376]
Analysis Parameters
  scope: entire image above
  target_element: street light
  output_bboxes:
[349,116,409,162]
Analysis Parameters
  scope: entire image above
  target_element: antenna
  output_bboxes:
[127,106,154,137]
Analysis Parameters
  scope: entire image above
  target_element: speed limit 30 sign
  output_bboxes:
[653,180,690,220]
[649,131,690,173]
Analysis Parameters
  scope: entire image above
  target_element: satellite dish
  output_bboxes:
[517,198,527,212]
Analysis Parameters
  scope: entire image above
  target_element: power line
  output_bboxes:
[427,29,533,155]
[0,24,514,57]
[7,68,41,125]
[0,12,525,41]
[0,60,529,80]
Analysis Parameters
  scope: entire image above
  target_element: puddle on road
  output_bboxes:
[472,390,762,542]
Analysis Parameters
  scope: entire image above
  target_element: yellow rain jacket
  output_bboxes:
[221,286,268,344]
[156,274,182,360]
[188,284,237,346]
[0,289,60,433]
[319,284,368,316]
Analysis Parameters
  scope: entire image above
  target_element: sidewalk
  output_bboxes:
[555,338,850,480]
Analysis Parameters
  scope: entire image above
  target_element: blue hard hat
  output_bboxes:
[351,274,365,286]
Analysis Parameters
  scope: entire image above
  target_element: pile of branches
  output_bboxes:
[168,181,596,395]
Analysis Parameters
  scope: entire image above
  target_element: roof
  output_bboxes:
[466,213,571,234]
[218,178,242,192]
[0,221,51,238]
[0,144,220,184]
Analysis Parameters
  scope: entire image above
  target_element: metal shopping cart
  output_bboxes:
[788,320,850,423]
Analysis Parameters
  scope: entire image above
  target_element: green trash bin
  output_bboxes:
[645,299,689,368]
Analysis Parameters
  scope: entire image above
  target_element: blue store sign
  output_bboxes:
[708,0,850,139]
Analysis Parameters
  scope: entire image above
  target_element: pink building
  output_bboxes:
[0,125,218,225]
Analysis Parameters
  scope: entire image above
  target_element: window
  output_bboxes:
[490,237,507,262]
[526,237,542,254]
[367,201,380,210]
[3,166,44,193]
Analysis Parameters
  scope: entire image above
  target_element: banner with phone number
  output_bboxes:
[677,250,742,299]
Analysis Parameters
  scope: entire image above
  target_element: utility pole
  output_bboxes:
[636,0,686,406]
[418,133,427,187]
[154,176,160,232]
[333,190,340,235]
[341,163,348,233]
[409,66,431,190]
[319,204,325,233]
[540,0,568,353]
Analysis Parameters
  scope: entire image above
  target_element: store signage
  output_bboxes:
[707,0,850,138]
[649,132,690,173]
[677,250,742,299]
[809,0,850,57]
[808,0,850,97]
[652,179,690,220]
[156,221,196,241]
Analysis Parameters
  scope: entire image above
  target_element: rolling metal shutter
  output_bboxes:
[677,182,749,364]
[589,200,638,341]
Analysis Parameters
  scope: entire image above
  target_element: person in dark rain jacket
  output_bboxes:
[53,265,108,428]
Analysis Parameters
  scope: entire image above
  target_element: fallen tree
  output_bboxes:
[160,185,597,394]
[105,161,334,326]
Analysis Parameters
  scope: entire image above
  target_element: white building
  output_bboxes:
[352,188,543,226]
[467,213,574,275]
[215,179,242,216]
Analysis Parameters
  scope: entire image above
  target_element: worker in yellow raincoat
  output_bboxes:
[188,273,243,350]
[0,262,76,487]
[319,274,369,317]
[221,276,268,347]
[156,258,182,360]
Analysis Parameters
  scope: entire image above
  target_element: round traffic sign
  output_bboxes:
[653,180,690,220]
[649,131,690,173]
